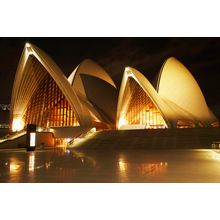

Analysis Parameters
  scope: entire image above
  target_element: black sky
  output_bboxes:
[1,37,220,121]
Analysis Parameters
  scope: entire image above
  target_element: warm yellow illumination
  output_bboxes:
[37,127,43,132]
[118,77,167,130]
[118,159,127,172]
[10,162,21,173]
[211,151,220,161]
[24,73,80,128]
[140,162,168,176]
[118,117,128,129]
[12,118,24,132]
[45,161,52,169]
[90,127,96,132]
[63,138,71,146]
[118,156,129,181]
[25,42,31,48]
[30,132,36,147]
[117,63,218,130]
[29,153,35,172]
[157,57,217,126]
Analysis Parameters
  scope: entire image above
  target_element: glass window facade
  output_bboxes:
[23,57,79,128]
[120,77,167,129]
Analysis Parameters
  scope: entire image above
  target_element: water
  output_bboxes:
[1,148,220,182]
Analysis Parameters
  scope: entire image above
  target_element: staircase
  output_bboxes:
[0,130,27,149]
[68,128,97,147]
[71,128,220,149]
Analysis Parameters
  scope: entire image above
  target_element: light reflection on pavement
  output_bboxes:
[1,148,220,182]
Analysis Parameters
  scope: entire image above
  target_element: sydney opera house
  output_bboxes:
[117,59,218,130]
[7,43,219,147]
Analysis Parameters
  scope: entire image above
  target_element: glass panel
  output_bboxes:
[23,57,79,128]
[119,77,167,129]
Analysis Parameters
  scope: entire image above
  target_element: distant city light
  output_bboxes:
[0,124,9,129]
[0,104,10,111]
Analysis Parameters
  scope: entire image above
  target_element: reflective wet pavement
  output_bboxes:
[1,148,220,182]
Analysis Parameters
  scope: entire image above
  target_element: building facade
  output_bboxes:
[9,43,219,145]
[10,43,117,144]
[116,58,218,130]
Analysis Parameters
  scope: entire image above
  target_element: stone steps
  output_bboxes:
[73,128,220,149]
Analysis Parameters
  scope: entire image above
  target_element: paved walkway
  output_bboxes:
[1,148,220,182]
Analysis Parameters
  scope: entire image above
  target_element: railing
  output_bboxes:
[67,128,97,147]
[0,129,26,144]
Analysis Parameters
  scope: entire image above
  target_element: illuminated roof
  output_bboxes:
[68,59,117,126]
[10,43,116,130]
[10,43,217,131]
[117,58,218,129]
[157,57,216,126]
[116,67,171,129]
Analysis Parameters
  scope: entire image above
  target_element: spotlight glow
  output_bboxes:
[118,117,127,129]
[12,118,24,132]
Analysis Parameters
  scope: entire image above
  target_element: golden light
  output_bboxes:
[117,75,168,130]
[118,157,128,173]
[25,43,34,55]
[45,161,52,169]
[90,127,96,132]
[29,153,35,172]
[65,138,71,143]
[12,118,24,132]
[118,156,129,182]
[62,138,71,147]
[118,117,128,129]
[211,151,220,161]
[37,127,43,132]
[9,162,21,173]
[140,162,168,177]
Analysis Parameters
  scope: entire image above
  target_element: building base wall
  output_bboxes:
[36,132,55,148]
[0,132,55,149]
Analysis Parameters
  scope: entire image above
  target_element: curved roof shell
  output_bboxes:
[68,59,117,127]
[157,57,217,126]
[117,58,218,129]
[10,43,117,130]
[116,67,171,129]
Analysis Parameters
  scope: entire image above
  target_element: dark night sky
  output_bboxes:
[1,37,220,122]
